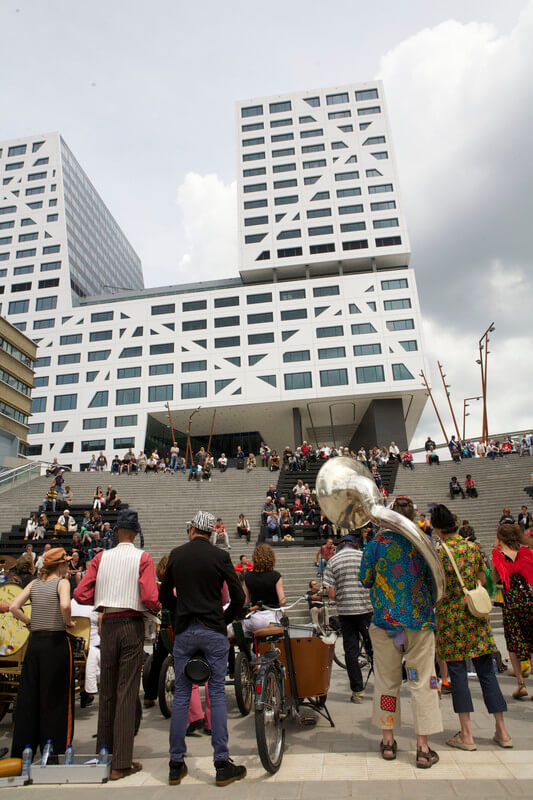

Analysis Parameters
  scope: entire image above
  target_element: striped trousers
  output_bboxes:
[97,616,144,770]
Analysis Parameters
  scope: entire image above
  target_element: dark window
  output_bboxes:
[8,300,29,314]
[320,368,348,387]
[117,366,141,379]
[149,363,174,375]
[116,388,141,405]
[280,288,305,301]
[182,319,207,332]
[269,100,291,113]
[181,381,207,399]
[151,303,175,315]
[283,350,310,363]
[148,384,173,402]
[214,315,240,327]
[384,298,411,310]
[241,105,263,117]
[150,343,174,354]
[88,350,111,361]
[56,373,79,385]
[247,312,273,324]
[281,308,307,321]
[335,171,359,181]
[114,437,135,449]
[274,195,298,205]
[60,334,82,345]
[316,326,343,338]
[342,240,368,250]
[91,311,113,322]
[273,179,297,189]
[354,343,382,356]
[243,182,267,193]
[318,346,346,359]
[33,318,54,330]
[83,417,107,430]
[115,414,138,427]
[215,296,239,308]
[214,336,240,348]
[31,397,47,413]
[89,329,112,341]
[38,278,59,288]
[400,340,418,352]
[120,346,142,358]
[54,393,77,411]
[326,92,349,105]
[247,292,272,304]
[382,278,408,290]
[313,285,339,297]
[248,332,274,345]
[277,247,302,258]
[376,236,402,247]
[81,439,106,452]
[386,318,414,331]
[392,363,415,381]
[182,299,207,311]
[284,371,312,390]
[339,204,363,215]
[88,391,108,408]
[351,323,377,334]
[356,365,385,383]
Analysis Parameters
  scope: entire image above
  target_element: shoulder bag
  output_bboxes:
[441,540,492,619]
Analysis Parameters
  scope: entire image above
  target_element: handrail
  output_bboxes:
[0,461,44,488]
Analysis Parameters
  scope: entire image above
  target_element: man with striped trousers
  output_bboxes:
[75,508,160,780]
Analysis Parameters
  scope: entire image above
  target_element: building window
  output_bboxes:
[119,346,142,358]
[304,96,320,107]
[308,225,333,236]
[392,363,414,381]
[51,420,68,431]
[29,423,45,434]
[116,388,140,405]
[318,346,346,359]
[182,299,207,312]
[114,437,135,449]
[248,332,274,345]
[242,122,264,131]
[273,178,297,189]
[355,88,379,101]
[371,200,396,211]
[89,329,112,341]
[11,281,32,292]
[241,105,263,117]
[274,195,298,205]
[8,299,29,314]
[40,261,61,271]
[340,222,365,232]
[272,147,295,158]
[247,292,272,304]
[42,246,61,254]
[339,204,363,215]
[18,232,38,242]
[88,350,111,361]
[248,312,273,324]
[328,110,351,119]
[81,439,106,452]
[117,366,141,379]
[278,247,303,257]
[373,218,399,229]
[368,183,393,194]
[313,285,339,297]
[337,187,361,197]
[352,323,377,334]
[335,171,359,182]
[86,371,98,382]
[33,376,49,387]
[47,213,58,222]
[115,414,138,427]
[384,298,411,310]
[382,278,408,290]
[376,236,402,247]
[283,350,310,363]
[33,318,54,329]
[243,168,267,178]
[277,229,301,240]
[54,393,77,411]
[307,208,331,218]
[215,315,240,327]
[303,176,320,185]
[214,336,240,348]
[243,152,265,162]
[56,373,79,385]
[31,397,47,413]
[244,215,268,227]
[331,141,348,150]
[271,132,294,142]
[88,310,113,323]
[181,381,207,399]
[354,343,382,356]
[8,144,27,156]
[320,368,348,387]
[38,278,59,288]
[215,378,234,393]
[35,356,51,368]
[83,417,107,430]
[387,319,414,331]
[372,151,388,160]
[316,326,343,338]
[148,384,173,402]
[400,340,418,352]
[60,334,82,345]
[150,343,174,354]
[280,288,305,301]
[243,182,267,193]
[269,100,291,113]
[242,137,265,147]
[214,296,239,308]
[281,308,307,321]
[244,198,267,209]
[284,371,312,390]
[303,159,326,169]
[270,117,292,128]
[326,92,349,105]
[149,363,173,375]
[272,163,296,173]
[356,365,385,383]
[89,390,109,408]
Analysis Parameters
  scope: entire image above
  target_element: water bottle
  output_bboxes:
[41,740,52,766]
[21,745,32,778]
[97,746,108,765]
[65,745,74,765]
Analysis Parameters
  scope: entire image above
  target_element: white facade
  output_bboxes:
[0,85,428,470]
[236,81,409,280]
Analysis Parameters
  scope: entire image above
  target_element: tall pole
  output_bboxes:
[185,406,201,467]
[166,402,176,446]
[462,396,482,441]
[477,322,495,443]
[437,361,462,442]
[206,408,217,456]
[420,369,449,445]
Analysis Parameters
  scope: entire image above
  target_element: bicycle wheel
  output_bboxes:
[234,651,253,716]
[158,654,175,719]
[255,664,285,774]
[333,632,346,669]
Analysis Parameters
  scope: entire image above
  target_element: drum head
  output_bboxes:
[0,583,31,657]
[70,616,91,645]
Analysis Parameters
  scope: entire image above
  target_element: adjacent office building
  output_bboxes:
[0,316,37,466]
[0,82,428,470]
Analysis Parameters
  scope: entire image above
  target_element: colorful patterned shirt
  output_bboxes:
[359,530,435,631]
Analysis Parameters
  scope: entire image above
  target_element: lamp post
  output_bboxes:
[476,322,495,443]
[437,361,462,442]
[462,396,482,441]
[420,369,449,445]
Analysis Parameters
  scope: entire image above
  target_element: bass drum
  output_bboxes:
[0,583,31,657]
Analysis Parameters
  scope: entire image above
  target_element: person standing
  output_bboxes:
[74,509,160,781]
[160,511,246,787]
[360,496,442,768]
[323,534,373,704]
[10,548,75,758]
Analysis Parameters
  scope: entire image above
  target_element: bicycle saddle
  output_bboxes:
[253,626,284,642]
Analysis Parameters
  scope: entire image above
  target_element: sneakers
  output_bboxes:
[168,761,188,785]
[350,691,364,704]
[214,758,247,787]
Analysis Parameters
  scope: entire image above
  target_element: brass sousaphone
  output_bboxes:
[315,456,446,602]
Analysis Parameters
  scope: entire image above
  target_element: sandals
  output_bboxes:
[446,732,476,751]
[416,748,439,769]
[512,685,528,701]
[493,736,513,749]
[380,739,397,760]
[110,762,143,781]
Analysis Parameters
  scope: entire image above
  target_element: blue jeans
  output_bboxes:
[169,623,230,763]
[43,499,56,512]
[169,454,178,471]
[447,655,507,715]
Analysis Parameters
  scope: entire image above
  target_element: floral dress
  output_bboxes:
[436,535,497,661]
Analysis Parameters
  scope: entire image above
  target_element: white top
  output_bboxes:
[94,542,144,612]
[71,599,101,647]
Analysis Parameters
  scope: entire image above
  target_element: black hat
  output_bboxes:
[114,508,142,536]
[430,504,456,532]
[340,534,357,544]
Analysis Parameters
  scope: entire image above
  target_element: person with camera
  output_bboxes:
[160,511,246,787]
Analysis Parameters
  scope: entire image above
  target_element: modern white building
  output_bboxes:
[0,82,428,470]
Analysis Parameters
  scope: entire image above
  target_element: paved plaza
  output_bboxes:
[2,634,532,799]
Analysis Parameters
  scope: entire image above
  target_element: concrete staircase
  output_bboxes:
[0,468,317,624]
[392,455,532,554]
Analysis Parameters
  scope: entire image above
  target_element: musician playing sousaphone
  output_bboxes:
[360,495,442,769]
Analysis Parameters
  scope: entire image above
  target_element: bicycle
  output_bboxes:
[250,597,335,774]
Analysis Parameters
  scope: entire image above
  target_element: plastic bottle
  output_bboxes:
[65,745,74,765]
[41,740,52,766]
[21,745,32,778]
[97,746,108,765]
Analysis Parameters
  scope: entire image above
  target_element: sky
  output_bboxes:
[1,0,531,447]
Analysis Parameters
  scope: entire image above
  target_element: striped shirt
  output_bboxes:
[30,577,65,631]
[323,547,372,615]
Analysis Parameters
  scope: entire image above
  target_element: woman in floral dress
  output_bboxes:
[430,505,512,751]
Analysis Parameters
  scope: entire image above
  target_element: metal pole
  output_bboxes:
[437,361,462,442]
[166,402,176,447]
[420,369,449,445]
[477,322,494,443]
[462,399,467,442]
[206,408,217,456]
